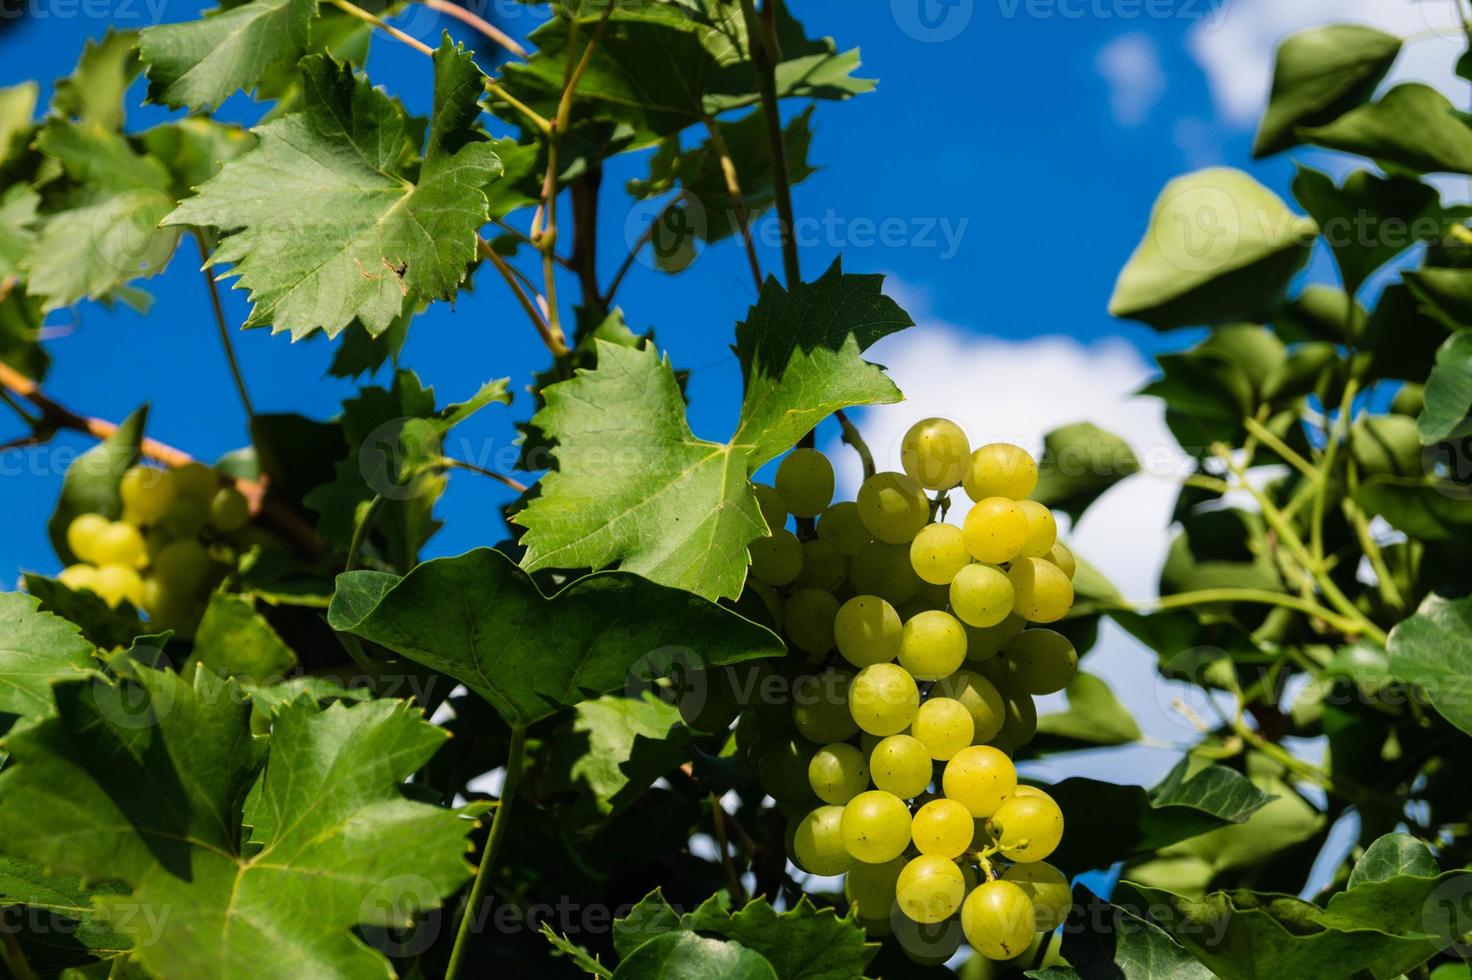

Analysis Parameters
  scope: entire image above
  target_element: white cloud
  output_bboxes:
[1190,0,1466,128]
[1097,33,1167,127]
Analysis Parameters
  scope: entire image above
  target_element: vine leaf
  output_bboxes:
[189,592,297,684]
[20,574,147,650]
[0,858,131,975]
[139,0,315,110]
[0,667,474,979]
[613,931,776,979]
[0,184,38,280]
[1300,84,1472,177]
[1031,672,1141,752]
[1056,885,1212,980]
[1253,24,1401,158]
[52,29,141,131]
[1347,833,1438,889]
[327,548,782,726]
[1031,422,1140,523]
[1418,331,1472,444]
[0,593,102,732]
[166,40,502,340]
[1387,594,1472,737]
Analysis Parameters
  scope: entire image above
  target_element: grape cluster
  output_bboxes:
[57,462,250,635]
[741,419,1079,962]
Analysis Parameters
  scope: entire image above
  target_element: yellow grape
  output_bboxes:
[776,448,835,518]
[1001,862,1072,931]
[809,743,870,805]
[911,697,974,760]
[962,443,1038,502]
[869,734,933,798]
[152,538,214,593]
[844,855,906,919]
[91,521,146,569]
[785,588,841,655]
[932,670,1006,743]
[752,482,788,532]
[793,805,854,876]
[856,472,930,544]
[895,855,965,924]
[961,880,1037,959]
[897,610,967,680]
[161,496,208,538]
[65,513,110,564]
[171,461,219,503]
[92,564,144,608]
[942,745,1017,818]
[1006,629,1078,695]
[209,487,250,532]
[119,465,176,524]
[818,501,872,556]
[849,542,922,605]
[835,595,902,668]
[1008,558,1074,623]
[750,528,803,586]
[57,564,98,593]
[900,418,970,490]
[1046,540,1077,579]
[962,498,1028,564]
[794,538,849,591]
[849,663,920,736]
[1017,500,1058,558]
[948,563,1015,628]
[908,522,970,585]
[910,798,974,858]
[840,790,912,863]
[793,669,859,743]
[964,613,1027,662]
[986,791,1064,863]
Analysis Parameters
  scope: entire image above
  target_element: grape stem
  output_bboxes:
[477,237,566,356]
[195,232,255,423]
[446,724,527,980]
[327,0,434,55]
[740,0,801,288]
[1118,590,1368,638]
[702,111,764,292]
[709,794,748,906]
[415,0,529,59]
[835,409,875,480]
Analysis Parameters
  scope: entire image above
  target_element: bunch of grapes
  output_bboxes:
[57,461,251,635]
[737,418,1079,962]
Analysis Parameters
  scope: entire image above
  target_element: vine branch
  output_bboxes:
[702,112,763,291]
[196,233,255,423]
[741,0,800,288]
[417,0,529,59]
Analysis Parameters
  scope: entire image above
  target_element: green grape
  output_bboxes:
[785,588,841,655]
[119,465,177,524]
[998,687,1038,750]
[962,497,1028,564]
[869,734,931,798]
[910,798,974,858]
[964,613,1027,662]
[849,663,920,736]
[57,564,98,593]
[911,697,974,760]
[160,496,208,538]
[835,595,902,668]
[793,805,854,876]
[171,461,219,503]
[794,538,849,591]
[152,538,213,593]
[749,528,803,586]
[986,790,1064,863]
[92,564,144,608]
[818,501,872,556]
[942,745,1017,818]
[948,563,1015,628]
[1001,862,1071,931]
[932,670,1005,744]
[961,880,1037,960]
[908,522,970,585]
[856,472,930,544]
[677,666,740,733]
[850,541,922,605]
[897,610,967,681]
[840,790,912,863]
[962,443,1038,502]
[757,736,819,804]
[65,513,110,564]
[1008,558,1074,623]
[895,854,965,924]
[209,486,250,532]
[893,915,963,966]
[742,579,785,632]
[1045,540,1077,579]
[844,855,906,919]
[776,448,835,518]
[92,521,147,569]
[793,669,859,743]
[1006,630,1078,695]
[752,482,788,531]
[1017,500,1057,559]
[809,743,871,805]
[901,417,970,491]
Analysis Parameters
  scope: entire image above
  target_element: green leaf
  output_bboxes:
[139,0,315,110]
[543,923,615,977]
[0,183,38,280]
[165,41,502,339]
[189,592,298,684]
[25,122,180,311]
[680,896,877,980]
[0,81,37,164]
[0,286,48,381]
[1291,166,1448,295]
[237,675,371,714]
[1059,885,1212,980]
[1348,833,1438,889]
[1110,168,1316,330]
[1387,594,1472,737]
[1419,331,1472,443]
[1253,24,1401,158]
[732,261,912,467]
[327,314,410,379]
[0,593,101,731]
[0,858,131,974]
[1047,759,1275,874]
[139,117,256,199]
[0,668,473,979]
[1031,422,1140,522]
[20,573,146,651]
[46,405,147,564]
[1300,84,1472,176]
[615,891,685,959]
[612,931,777,979]
[1032,672,1141,751]
[51,29,141,131]
[328,547,782,726]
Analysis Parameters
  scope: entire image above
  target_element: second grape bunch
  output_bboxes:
[746,418,1079,962]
